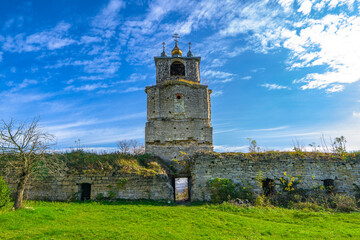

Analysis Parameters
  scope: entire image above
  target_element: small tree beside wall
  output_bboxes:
[0,118,54,209]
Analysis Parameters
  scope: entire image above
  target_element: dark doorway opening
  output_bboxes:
[174,177,190,202]
[262,178,275,196]
[323,179,335,194]
[170,61,185,76]
[80,183,91,201]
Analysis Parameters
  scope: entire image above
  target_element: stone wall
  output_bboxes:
[190,153,360,201]
[4,152,358,202]
[3,172,173,201]
[145,80,213,161]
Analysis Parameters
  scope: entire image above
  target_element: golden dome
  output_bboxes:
[171,42,182,57]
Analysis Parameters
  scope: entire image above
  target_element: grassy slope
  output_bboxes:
[0,201,359,240]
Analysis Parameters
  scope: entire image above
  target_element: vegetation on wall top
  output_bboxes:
[196,150,360,162]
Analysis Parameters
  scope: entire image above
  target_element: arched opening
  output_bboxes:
[170,61,185,76]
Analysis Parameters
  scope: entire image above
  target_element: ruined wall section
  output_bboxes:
[3,172,173,201]
[155,57,200,84]
[190,153,360,201]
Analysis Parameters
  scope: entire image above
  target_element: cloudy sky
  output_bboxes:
[0,0,360,152]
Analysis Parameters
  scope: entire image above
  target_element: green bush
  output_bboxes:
[207,178,253,203]
[330,194,358,212]
[96,193,105,201]
[254,195,272,207]
[0,176,11,209]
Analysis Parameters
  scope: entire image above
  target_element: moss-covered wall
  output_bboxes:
[3,151,360,202]
[190,152,360,201]
[3,172,173,201]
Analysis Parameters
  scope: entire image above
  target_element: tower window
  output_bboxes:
[170,61,185,76]
[176,93,183,99]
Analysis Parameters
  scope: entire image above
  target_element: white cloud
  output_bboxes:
[121,87,143,93]
[91,0,125,37]
[261,83,290,90]
[282,13,360,92]
[251,68,266,73]
[203,70,233,79]
[97,86,144,94]
[0,92,52,103]
[278,0,295,12]
[203,70,235,83]
[325,84,344,93]
[2,22,75,52]
[298,0,313,15]
[248,126,289,132]
[69,50,122,74]
[211,90,223,97]
[53,126,144,146]
[186,0,360,92]
[18,79,38,89]
[80,35,102,44]
[65,83,109,91]
[241,76,252,80]
[353,112,360,118]
[214,145,247,152]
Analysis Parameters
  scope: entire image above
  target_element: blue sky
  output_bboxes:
[1,0,360,152]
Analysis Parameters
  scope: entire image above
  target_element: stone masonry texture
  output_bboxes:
[190,152,360,201]
[3,172,173,201]
[145,53,213,161]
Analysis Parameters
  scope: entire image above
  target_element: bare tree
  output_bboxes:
[0,118,54,209]
[117,139,145,155]
[130,140,145,155]
[117,140,131,154]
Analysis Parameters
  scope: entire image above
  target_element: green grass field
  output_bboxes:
[0,201,360,239]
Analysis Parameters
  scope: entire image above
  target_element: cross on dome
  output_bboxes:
[171,33,182,57]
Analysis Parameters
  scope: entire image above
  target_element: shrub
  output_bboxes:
[254,195,272,207]
[0,176,11,209]
[107,185,117,200]
[96,193,105,201]
[207,178,253,203]
[278,172,302,193]
[354,184,360,204]
[330,194,358,212]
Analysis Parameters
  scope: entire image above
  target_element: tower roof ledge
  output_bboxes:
[154,56,201,60]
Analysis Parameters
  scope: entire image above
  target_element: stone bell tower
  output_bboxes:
[145,35,213,161]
